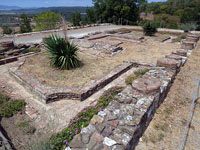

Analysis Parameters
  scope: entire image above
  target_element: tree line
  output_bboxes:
[2,0,200,34]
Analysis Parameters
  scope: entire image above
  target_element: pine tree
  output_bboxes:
[20,13,32,33]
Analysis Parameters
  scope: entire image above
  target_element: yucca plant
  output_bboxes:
[44,34,80,70]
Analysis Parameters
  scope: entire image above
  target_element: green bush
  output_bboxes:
[179,23,197,32]
[0,99,26,118]
[125,69,149,85]
[2,24,13,34]
[50,87,123,150]
[44,35,81,70]
[34,11,61,31]
[142,21,158,36]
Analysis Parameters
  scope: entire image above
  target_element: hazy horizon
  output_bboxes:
[0,0,166,8]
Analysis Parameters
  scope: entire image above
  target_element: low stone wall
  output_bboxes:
[9,60,135,104]
[110,34,144,41]
[0,56,18,66]
[0,50,43,66]
[67,33,199,150]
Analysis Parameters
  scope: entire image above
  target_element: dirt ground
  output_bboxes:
[135,40,200,150]
[19,31,180,87]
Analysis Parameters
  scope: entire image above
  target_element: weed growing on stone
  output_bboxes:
[157,133,165,142]
[50,86,123,150]
[149,133,165,143]
[154,123,168,132]
[17,121,36,134]
[125,69,149,85]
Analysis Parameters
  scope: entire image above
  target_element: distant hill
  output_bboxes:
[0,6,88,21]
[0,5,22,10]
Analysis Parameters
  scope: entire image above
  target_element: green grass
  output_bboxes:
[125,69,149,85]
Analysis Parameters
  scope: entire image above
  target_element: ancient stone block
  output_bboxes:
[157,58,181,70]
[165,54,182,60]
[108,120,119,128]
[90,115,104,125]
[0,41,14,48]
[92,132,104,144]
[70,134,84,148]
[186,36,199,43]
[172,49,187,57]
[187,34,200,40]
[102,125,114,137]
[132,77,162,94]
[103,137,117,147]
[181,40,195,50]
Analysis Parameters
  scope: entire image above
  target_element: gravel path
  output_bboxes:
[135,41,200,150]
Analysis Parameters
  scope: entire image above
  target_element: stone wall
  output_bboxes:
[67,33,199,150]
[9,59,135,104]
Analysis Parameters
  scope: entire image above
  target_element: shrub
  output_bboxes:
[2,24,13,34]
[125,69,149,85]
[44,34,81,70]
[50,87,123,150]
[179,23,197,32]
[0,99,26,118]
[142,21,158,36]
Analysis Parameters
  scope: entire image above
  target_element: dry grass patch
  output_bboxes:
[19,31,179,88]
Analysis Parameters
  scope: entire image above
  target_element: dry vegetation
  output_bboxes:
[19,31,180,87]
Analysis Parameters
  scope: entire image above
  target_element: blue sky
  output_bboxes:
[0,0,166,7]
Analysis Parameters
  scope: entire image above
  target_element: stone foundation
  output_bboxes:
[67,34,199,150]
[9,59,135,103]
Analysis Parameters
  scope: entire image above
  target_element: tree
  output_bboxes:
[2,25,12,34]
[71,12,81,26]
[86,8,97,24]
[92,0,146,25]
[34,11,61,31]
[20,13,32,33]
[144,0,200,24]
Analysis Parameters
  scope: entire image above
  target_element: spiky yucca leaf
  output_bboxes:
[44,34,80,70]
